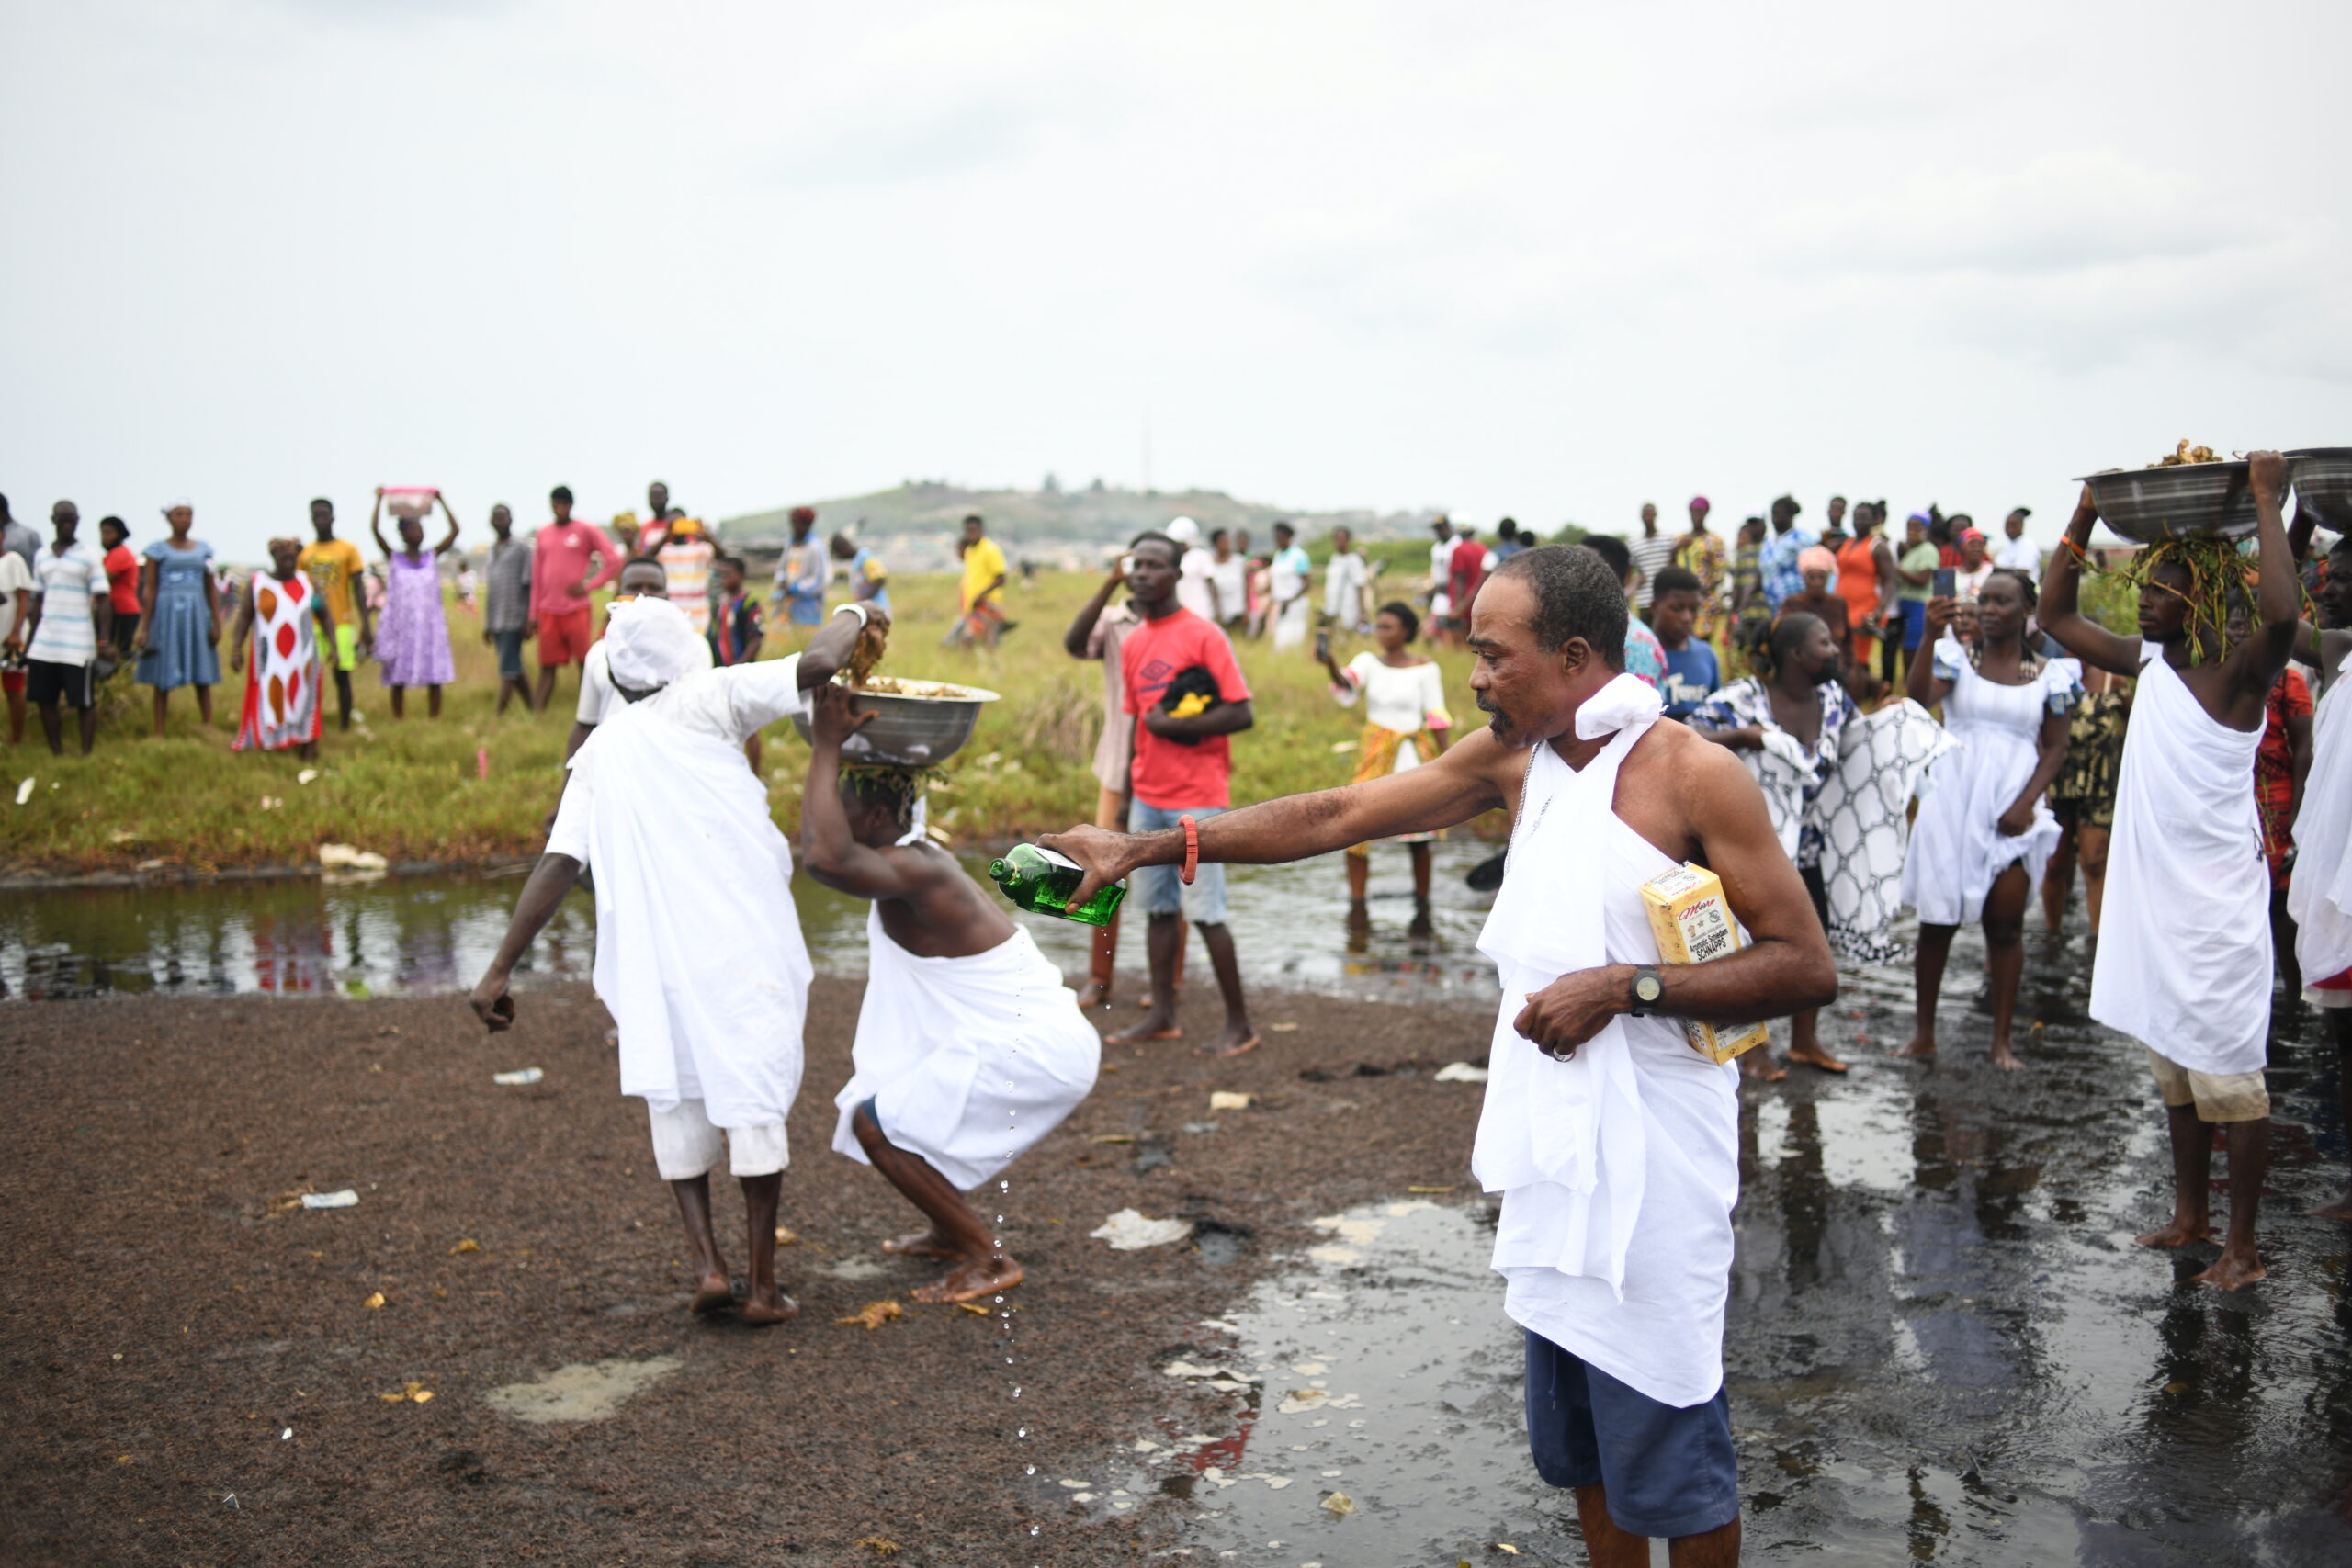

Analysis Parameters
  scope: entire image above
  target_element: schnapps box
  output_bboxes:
[1638,863,1770,1064]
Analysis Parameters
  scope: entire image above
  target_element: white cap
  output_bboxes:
[162,496,192,515]
[604,597,712,692]
[1164,516,1201,545]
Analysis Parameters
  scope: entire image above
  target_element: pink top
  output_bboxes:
[530,521,621,617]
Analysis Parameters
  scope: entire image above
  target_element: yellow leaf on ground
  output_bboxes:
[854,1537,901,1556]
[450,1239,481,1255]
[956,1303,989,1316]
[362,1292,385,1310]
[775,1226,799,1246]
[837,1300,904,1330]
[1321,1490,1355,1517]
[1408,1185,1457,1194]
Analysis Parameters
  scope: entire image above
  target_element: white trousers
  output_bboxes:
[645,1098,790,1180]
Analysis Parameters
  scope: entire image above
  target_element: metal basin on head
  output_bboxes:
[788,676,1001,767]
[2288,448,2352,531]
[2076,461,2256,544]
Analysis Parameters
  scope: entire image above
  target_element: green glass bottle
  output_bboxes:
[989,842,1125,927]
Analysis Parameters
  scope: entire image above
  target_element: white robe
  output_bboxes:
[1475,675,1741,1409]
[548,660,814,1130]
[2090,648,2269,1074]
[831,910,1101,1191]
[2289,647,2352,989]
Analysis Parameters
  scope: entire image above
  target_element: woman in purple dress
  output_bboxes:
[368,488,461,718]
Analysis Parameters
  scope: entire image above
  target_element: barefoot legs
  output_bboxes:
[669,1174,734,1311]
[851,1101,1021,1303]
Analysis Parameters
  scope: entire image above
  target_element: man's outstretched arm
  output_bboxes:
[1041,727,1510,908]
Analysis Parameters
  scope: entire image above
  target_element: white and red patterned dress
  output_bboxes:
[233,571,323,751]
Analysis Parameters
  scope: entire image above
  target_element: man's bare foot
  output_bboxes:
[689,1272,734,1314]
[882,1229,965,1260]
[740,1290,800,1325]
[2190,1247,2266,1291]
[1197,1024,1260,1058]
[1988,1039,2025,1071]
[911,1253,1024,1303]
[2306,1192,2352,1221]
[1074,980,1110,1010]
[1789,1043,1849,1074]
[1893,1034,1937,1058]
[2135,1217,2214,1248]
[1106,1013,1182,1046]
[1741,1053,1788,1083]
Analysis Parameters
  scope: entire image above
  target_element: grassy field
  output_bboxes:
[3,570,1500,876]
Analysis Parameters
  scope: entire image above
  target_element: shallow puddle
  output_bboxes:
[1058,926,2352,1565]
[0,841,1505,1003]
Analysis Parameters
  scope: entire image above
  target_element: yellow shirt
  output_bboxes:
[960,536,1007,611]
[298,538,366,626]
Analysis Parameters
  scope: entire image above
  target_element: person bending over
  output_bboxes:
[799,686,1101,1302]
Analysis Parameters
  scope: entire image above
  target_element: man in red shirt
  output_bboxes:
[96,515,142,658]
[1450,525,1490,636]
[1102,532,1260,1056]
[531,484,622,711]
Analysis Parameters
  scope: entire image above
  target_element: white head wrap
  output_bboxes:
[1164,516,1201,545]
[605,597,711,692]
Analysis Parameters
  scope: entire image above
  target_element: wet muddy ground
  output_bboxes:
[3,908,2349,1565]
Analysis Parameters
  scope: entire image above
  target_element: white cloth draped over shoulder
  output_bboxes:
[1474,672,1742,1408]
[2090,646,2270,1074]
[547,658,816,1131]
[831,909,1101,1191]
[1900,635,2078,926]
[2290,647,2352,988]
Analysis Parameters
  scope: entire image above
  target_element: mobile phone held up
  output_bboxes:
[1932,567,1957,600]
[1314,628,1331,660]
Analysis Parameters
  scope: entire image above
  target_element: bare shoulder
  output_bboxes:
[1631,718,1750,794]
[1619,720,1767,860]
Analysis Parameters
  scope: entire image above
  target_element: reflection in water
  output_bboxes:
[0,840,1512,1005]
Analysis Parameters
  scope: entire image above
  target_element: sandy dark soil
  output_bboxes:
[0,980,1496,1567]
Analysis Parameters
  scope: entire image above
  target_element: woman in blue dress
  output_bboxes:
[133,502,222,734]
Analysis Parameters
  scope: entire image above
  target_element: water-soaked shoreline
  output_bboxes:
[4,864,2346,1564]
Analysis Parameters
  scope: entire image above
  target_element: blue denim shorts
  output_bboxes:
[492,628,526,681]
[1127,800,1228,924]
[1524,1330,1738,1539]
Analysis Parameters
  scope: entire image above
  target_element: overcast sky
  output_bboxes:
[6,0,2347,562]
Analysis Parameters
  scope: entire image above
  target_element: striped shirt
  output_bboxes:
[29,543,103,664]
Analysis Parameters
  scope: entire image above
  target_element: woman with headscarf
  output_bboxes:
[1898,570,2078,1068]
[1778,547,1850,661]
[228,537,333,758]
[1954,527,1996,604]
[471,596,879,1325]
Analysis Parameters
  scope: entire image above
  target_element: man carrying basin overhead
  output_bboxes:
[1041,544,1838,1565]
[797,683,1100,1303]
[469,595,882,1325]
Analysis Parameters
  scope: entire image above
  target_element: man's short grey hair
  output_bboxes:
[1490,546,1626,669]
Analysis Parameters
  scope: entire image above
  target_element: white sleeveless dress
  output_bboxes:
[1475,676,1741,1408]
[1900,635,2078,925]
[2089,648,2269,1074]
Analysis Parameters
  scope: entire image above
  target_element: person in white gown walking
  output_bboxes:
[1897,570,2078,1068]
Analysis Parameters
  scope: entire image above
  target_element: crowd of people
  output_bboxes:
[10,458,2349,1560]
[0,481,888,757]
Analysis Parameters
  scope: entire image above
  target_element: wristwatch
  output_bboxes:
[1628,965,1664,1019]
